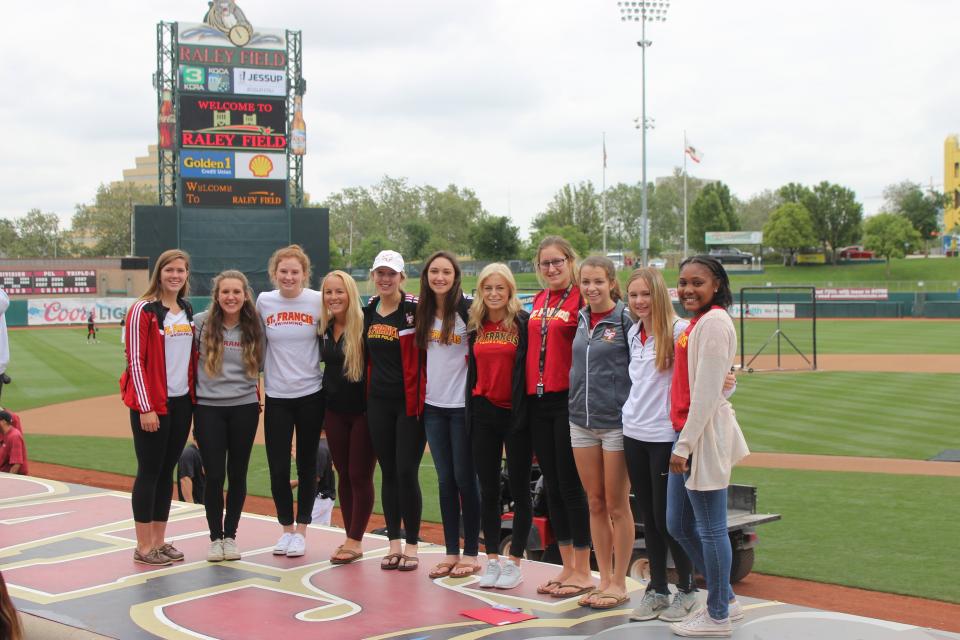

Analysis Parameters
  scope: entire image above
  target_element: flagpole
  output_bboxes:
[602,131,608,255]
[683,130,689,259]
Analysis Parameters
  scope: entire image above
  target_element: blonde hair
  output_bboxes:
[535,235,579,288]
[318,271,365,382]
[203,270,264,378]
[268,244,312,289]
[139,249,190,302]
[579,256,622,302]
[468,263,522,332]
[627,267,678,372]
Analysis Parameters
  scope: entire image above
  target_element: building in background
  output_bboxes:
[944,135,960,234]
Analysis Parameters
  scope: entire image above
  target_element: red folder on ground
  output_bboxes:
[460,607,537,626]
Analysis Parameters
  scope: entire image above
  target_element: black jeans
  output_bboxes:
[264,391,324,526]
[624,435,694,594]
[529,391,590,548]
[129,395,193,523]
[471,396,533,557]
[194,403,259,540]
[367,395,426,544]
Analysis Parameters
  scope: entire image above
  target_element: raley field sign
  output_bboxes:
[183,178,286,208]
[179,45,286,69]
[180,96,286,150]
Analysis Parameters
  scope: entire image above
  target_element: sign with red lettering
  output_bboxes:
[180,95,286,150]
[178,44,287,69]
[0,270,97,295]
[26,297,134,326]
[182,178,286,208]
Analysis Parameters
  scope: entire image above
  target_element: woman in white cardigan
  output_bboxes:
[666,255,750,638]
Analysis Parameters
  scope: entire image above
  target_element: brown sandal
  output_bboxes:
[551,584,595,599]
[429,562,456,578]
[397,554,419,571]
[537,579,562,595]
[450,561,482,578]
[330,548,363,565]
[589,591,629,610]
[380,553,402,570]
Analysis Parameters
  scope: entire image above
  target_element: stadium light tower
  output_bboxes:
[618,0,669,267]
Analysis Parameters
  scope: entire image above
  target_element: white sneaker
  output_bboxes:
[658,590,698,622]
[207,539,224,562]
[478,559,502,588]
[286,533,306,557]
[222,537,241,561]
[494,560,522,589]
[669,607,732,637]
[273,532,293,555]
[728,599,743,622]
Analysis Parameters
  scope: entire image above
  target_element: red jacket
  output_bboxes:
[120,298,198,414]
[364,293,425,418]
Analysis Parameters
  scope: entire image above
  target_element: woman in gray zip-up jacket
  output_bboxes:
[567,256,634,610]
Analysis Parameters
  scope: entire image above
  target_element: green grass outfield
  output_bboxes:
[732,467,960,603]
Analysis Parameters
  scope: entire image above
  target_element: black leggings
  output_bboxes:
[529,391,590,548]
[367,395,426,545]
[265,391,324,526]
[471,396,533,557]
[194,403,259,540]
[623,435,694,594]
[129,395,193,523]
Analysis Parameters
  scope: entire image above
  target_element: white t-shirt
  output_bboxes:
[163,309,194,398]
[257,288,323,398]
[621,318,688,443]
[425,314,469,408]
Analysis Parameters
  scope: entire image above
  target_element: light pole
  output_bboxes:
[618,0,669,267]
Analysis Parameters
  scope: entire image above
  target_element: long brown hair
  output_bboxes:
[318,271,365,382]
[203,270,264,378]
[0,571,23,640]
[468,263,522,332]
[579,255,622,302]
[627,267,678,372]
[535,235,579,288]
[415,251,463,349]
[138,249,190,302]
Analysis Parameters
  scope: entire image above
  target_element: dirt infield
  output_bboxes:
[23,461,960,633]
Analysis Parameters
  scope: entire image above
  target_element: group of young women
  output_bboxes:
[121,237,748,638]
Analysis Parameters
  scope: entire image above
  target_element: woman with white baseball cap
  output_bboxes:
[363,250,427,571]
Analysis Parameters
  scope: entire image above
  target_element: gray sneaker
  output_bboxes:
[660,590,699,622]
[629,590,670,621]
[222,537,241,561]
[494,560,523,589]
[478,559,502,588]
[207,539,224,562]
[728,599,743,622]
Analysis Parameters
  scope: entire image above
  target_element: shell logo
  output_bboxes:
[247,154,274,178]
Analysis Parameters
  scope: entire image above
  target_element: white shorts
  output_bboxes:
[569,423,624,452]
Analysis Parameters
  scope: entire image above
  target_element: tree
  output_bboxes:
[421,185,484,255]
[471,216,520,261]
[0,219,18,258]
[527,224,590,261]
[688,182,738,252]
[763,203,817,265]
[863,213,922,276]
[882,181,944,247]
[780,181,862,262]
[533,182,603,249]
[353,235,389,271]
[402,219,432,261]
[15,209,63,257]
[71,182,157,256]
[737,189,782,232]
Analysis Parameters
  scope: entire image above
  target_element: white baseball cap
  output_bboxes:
[371,250,405,273]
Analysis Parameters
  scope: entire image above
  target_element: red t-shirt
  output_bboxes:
[526,286,580,395]
[472,320,519,409]
[589,309,610,330]
[670,307,722,431]
[0,427,28,475]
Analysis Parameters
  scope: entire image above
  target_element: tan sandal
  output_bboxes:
[429,562,456,578]
[380,553,402,570]
[589,591,629,610]
[450,561,482,578]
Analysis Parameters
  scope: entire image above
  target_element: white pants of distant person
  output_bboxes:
[312,496,334,526]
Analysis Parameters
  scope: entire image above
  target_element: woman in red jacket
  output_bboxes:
[121,249,197,567]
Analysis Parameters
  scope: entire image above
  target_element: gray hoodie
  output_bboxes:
[194,311,263,406]
[568,300,633,430]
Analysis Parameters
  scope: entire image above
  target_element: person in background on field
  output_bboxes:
[0,286,9,402]
[176,440,205,504]
[0,570,24,640]
[193,270,264,562]
[466,263,531,590]
[416,251,481,580]
[363,250,425,572]
[667,256,750,638]
[318,270,374,564]
[526,236,593,598]
[120,316,126,344]
[120,249,197,567]
[87,311,98,343]
[0,411,28,475]
[567,256,634,610]
[256,245,324,559]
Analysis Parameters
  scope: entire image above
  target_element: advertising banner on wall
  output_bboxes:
[727,304,797,319]
[0,271,97,295]
[183,178,286,207]
[180,95,287,150]
[180,150,286,179]
[233,68,286,96]
[179,65,233,93]
[27,298,135,326]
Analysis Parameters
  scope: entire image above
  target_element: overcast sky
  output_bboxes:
[1,0,956,235]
